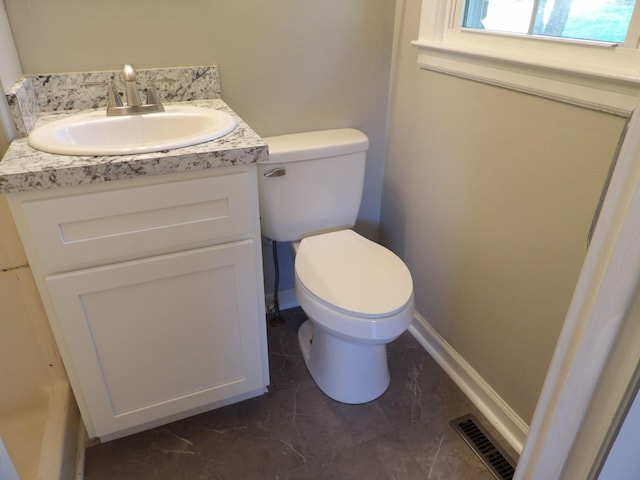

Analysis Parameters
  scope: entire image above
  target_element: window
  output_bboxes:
[464,0,634,43]
[413,0,640,114]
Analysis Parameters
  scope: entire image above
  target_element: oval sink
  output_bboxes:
[28,105,237,156]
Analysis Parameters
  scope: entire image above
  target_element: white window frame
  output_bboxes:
[413,0,640,115]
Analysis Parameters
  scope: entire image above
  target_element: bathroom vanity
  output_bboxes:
[0,67,270,441]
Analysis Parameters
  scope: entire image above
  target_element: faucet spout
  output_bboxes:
[122,64,142,107]
[107,63,164,116]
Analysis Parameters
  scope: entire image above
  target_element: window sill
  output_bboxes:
[412,38,640,116]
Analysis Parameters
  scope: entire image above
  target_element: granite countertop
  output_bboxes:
[0,99,268,194]
[0,66,268,194]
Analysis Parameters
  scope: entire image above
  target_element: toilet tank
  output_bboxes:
[257,129,369,242]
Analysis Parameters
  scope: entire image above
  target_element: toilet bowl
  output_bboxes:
[294,229,414,403]
[257,129,414,403]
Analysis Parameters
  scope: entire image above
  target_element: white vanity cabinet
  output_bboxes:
[6,166,269,441]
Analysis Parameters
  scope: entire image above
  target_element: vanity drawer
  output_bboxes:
[18,170,256,272]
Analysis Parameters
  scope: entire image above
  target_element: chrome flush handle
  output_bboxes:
[263,167,286,177]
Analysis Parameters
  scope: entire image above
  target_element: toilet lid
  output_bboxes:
[295,230,413,317]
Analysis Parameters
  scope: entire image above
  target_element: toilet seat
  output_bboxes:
[295,229,413,318]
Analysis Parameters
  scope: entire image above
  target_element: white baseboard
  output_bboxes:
[265,288,299,312]
[409,311,528,455]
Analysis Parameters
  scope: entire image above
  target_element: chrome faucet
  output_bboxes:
[123,64,142,107]
[107,64,164,116]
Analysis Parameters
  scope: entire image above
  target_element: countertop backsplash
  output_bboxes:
[6,66,222,137]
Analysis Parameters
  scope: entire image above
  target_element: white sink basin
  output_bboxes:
[28,105,237,156]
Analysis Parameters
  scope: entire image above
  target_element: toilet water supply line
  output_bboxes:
[269,239,285,326]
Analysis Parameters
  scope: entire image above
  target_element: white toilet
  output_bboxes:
[258,128,414,404]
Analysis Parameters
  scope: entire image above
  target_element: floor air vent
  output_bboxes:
[450,414,516,480]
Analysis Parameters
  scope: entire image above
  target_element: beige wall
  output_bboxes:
[3,0,395,238]
[3,0,622,429]
[382,0,627,423]
[0,1,20,90]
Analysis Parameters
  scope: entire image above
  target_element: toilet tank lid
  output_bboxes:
[261,128,369,164]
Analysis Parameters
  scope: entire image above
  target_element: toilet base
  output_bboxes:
[298,320,390,404]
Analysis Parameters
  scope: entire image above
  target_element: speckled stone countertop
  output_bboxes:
[0,66,268,194]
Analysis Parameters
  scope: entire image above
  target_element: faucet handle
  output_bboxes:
[107,83,123,108]
[146,85,161,105]
[145,85,165,112]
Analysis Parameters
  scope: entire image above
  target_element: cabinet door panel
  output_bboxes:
[46,241,264,438]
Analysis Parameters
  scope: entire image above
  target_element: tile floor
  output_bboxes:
[83,308,517,479]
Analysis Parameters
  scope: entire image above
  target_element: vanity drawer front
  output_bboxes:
[20,171,256,272]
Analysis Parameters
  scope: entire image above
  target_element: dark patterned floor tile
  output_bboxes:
[84,307,515,479]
